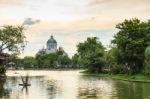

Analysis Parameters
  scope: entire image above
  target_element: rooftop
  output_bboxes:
[47,35,57,44]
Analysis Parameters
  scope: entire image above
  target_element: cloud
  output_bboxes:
[83,0,150,20]
[88,0,112,6]
[0,0,23,5]
[23,18,40,25]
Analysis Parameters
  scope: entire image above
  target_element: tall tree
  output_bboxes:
[77,37,105,73]
[112,18,150,74]
[0,25,26,75]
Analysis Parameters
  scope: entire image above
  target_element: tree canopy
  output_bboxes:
[0,25,26,54]
[112,18,150,74]
[77,37,105,73]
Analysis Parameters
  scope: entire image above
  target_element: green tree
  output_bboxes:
[56,47,71,68]
[105,48,121,73]
[144,46,150,75]
[0,25,26,54]
[15,58,24,68]
[44,53,58,68]
[0,25,26,74]
[23,56,37,69]
[61,55,71,68]
[77,37,105,73]
[35,54,44,68]
[71,54,80,68]
[112,18,150,74]
[36,53,58,68]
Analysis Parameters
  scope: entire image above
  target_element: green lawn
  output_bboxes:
[81,71,150,82]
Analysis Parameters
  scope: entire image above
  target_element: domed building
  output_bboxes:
[46,35,57,53]
[37,35,57,55]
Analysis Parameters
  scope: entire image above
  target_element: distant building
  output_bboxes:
[37,35,67,56]
[37,35,57,55]
[46,35,57,53]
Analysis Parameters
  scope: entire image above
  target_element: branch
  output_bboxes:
[1,44,12,52]
[0,41,8,49]
[0,41,10,53]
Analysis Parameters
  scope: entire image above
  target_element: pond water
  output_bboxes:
[0,70,150,99]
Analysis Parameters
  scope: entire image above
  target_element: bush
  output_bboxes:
[110,64,127,74]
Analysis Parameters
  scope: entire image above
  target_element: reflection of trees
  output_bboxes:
[0,78,10,98]
[77,76,116,99]
[77,87,98,99]
[46,80,61,99]
[77,75,113,99]
[115,81,150,99]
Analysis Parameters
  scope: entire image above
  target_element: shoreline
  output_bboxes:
[81,72,150,83]
[7,68,82,71]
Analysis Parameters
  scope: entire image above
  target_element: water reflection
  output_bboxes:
[0,78,10,99]
[21,86,29,95]
[77,76,117,99]
[1,76,62,99]
[77,75,150,99]
[0,70,150,99]
[114,81,150,99]
[46,79,62,99]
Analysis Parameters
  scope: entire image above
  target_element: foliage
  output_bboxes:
[57,55,71,68]
[71,54,80,68]
[56,47,71,68]
[0,25,26,54]
[112,18,150,74]
[105,48,120,70]
[23,56,37,69]
[77,37,105,73]
[35,53,58,68]
[35,52,71,69]
[0,25,26,75]
[144,46,150,75]
[110,64,127,74]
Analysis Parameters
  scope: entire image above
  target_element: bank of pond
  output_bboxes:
[82,72,150,83]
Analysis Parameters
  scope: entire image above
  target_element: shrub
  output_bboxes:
[110,64,127,74]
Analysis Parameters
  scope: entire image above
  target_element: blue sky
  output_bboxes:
[0,0,150,57]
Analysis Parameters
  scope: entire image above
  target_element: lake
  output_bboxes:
[0,70,150,99]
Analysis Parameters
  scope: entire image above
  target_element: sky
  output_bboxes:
[0,0,150,57]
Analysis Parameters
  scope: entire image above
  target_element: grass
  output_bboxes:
[109,74,150,81]
[81,70,150,82]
